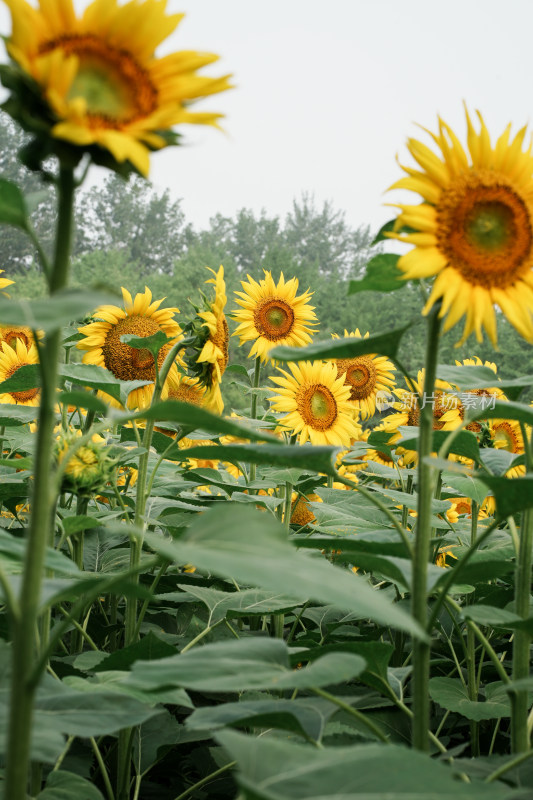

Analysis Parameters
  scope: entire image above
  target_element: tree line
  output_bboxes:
[2,111,530,407]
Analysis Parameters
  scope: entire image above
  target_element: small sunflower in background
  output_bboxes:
[0,271,14,296]
[388,106,533,344]
[290,492,322,526]
[452,356,507,436]
[269,360,359,446]
[490,418,526,478]
[3,0,232,175]
[0,324,41,350]
[445,497,488,524]
[77,286,182,409]
[0,340,40,406]
[232,271,318,363]
[330,329,396,419]
[180,266,228,414]
[380,370,462,465]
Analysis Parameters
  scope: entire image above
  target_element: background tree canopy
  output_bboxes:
[3,111,530,408]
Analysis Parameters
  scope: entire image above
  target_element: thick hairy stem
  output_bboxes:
[5,167,76,800]
[411,306,441,752]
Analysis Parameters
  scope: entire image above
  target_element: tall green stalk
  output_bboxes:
[467,502,480,756]
[411,305,441,752]
[5,167,76,800]
[249,356,261,483]
[511,504,533,752]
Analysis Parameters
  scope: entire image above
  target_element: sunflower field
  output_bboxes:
[1,2,533,800]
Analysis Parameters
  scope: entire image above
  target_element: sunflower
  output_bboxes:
[232,271,318,363]
[445,497,488,524]
[168,374,208,408]
[330,329,395,419]
[452,356,507,434]
[269,360,360,446]
[180,266,227,414]
[77,286,182,409]
[0,339,40,406]
[388,107,533,344]
[56,428,113,495]
[0,271,14,296]
[489,418,526,478]
[3,0,232,176]
[362,427,398,469]
[0,324,40,350]
[381,370,462,465]
[290,492,322,526]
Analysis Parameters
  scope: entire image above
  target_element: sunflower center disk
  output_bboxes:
[300,384,338,431]
[131,348,154,372]
[255,300,295,340]
[336,357,376,401]
[41,35,157,124]
[103,316,162,382]
[437,172,533,288]
[4,330,30,348]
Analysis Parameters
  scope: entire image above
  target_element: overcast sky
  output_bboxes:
[1,0,533,233]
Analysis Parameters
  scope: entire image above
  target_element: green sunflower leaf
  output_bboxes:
[37,770,105,800]
[0,177,29,229]
[183,443,338,475]
[127,637,365,693]
[349,253,405,294]
[125,400,283,444]
[59,363,151,406]
[142,503,427,638]
[120,331,175,359]
[472,475,533,517]
[0,363,40,394]
[216,729,511,799]
[0,403,39,426]
[269,324,412,363]
[0,289,120,333]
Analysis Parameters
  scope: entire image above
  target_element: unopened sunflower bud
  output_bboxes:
[56,430,115,496]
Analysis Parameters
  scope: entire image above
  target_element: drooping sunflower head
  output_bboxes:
[269,360,360,446]
[3,0,232,175]
[179,266,227,415]
[0,339,40,406]
[330,329,396,419]
[77,286,182,409]
[232,271,318,363]
[168,374,208,408]
[0,271,14,297]
[388,107,533,345]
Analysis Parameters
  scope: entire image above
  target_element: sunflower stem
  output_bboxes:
[467,501,480,756]
[5,165,76,800]
[511,490,533,751]
[411,304,441,752]
[71,495,89,653]
[509,427,533,752]
[249,357,261,483]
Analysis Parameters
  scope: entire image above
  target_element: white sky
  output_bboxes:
[1,0,533,233]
